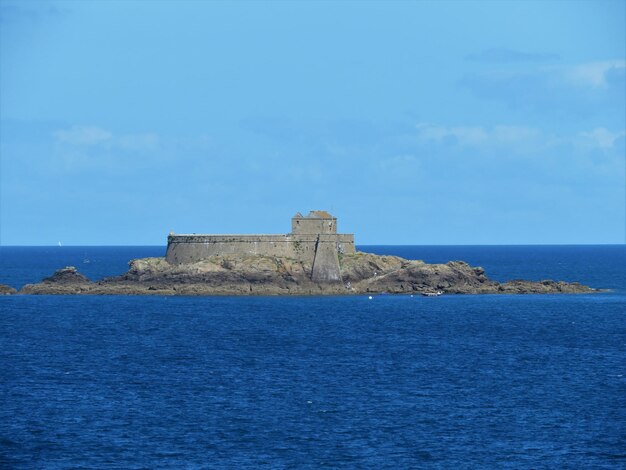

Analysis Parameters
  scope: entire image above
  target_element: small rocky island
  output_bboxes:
[9,211,595,296]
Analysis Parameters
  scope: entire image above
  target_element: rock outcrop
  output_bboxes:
[18,252,597,296]
[0,284,17,295]
[20,266,93,295]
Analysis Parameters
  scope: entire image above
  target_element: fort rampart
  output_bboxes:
[166,234,355,265]
[164,211,355,282]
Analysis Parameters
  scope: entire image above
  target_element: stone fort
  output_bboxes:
[165,211,356,282]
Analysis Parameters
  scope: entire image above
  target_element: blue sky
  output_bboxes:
[1,0,624,245]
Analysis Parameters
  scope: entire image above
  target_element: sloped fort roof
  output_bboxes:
[293,210,334,219]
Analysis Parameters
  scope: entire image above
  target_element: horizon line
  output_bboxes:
[1,243,624,248]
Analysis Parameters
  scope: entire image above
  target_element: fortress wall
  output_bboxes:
[292,218,337,235]
[333,234,356,255]
[166,235,300,265]
[311,238,342,283]
[165,234,355,266]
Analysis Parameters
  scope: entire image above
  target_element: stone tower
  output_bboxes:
[291,210,337,235]
[291,211,343,283]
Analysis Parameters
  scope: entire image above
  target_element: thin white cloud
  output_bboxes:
[53,125,159,151]
[491,125,542,144]
[415,123,539,147]
[467,48,559,63]
[461,59,625,114]
[415,123,488,146]
[54,126,112,146]
[580,128,626,149]
[117,133,159,151]
[415,122,624,154]
[379,154,418,170]
[565,60,626,88]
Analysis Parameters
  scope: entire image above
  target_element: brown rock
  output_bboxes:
[0,284,17,295]
[19,253,597,296]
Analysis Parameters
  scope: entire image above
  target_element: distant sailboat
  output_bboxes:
[58,241,62,247]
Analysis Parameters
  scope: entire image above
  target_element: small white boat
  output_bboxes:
[422,291,443,297]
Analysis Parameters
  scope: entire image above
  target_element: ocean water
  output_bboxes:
[0,245,625,469]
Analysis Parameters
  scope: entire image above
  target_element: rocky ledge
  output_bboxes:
[16,252,596,296]
[0,284,17,295]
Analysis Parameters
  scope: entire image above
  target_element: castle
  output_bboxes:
[165,211,356,282]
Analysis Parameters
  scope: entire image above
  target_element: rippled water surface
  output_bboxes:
[1,246,625,468]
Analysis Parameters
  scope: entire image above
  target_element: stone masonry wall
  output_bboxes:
[166,234,355,266]
[291,217,337,235]
[311,236,343,282]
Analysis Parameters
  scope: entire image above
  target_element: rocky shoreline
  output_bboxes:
[5,251,597,296]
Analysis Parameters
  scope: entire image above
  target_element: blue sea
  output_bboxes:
[1,245,625,469]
